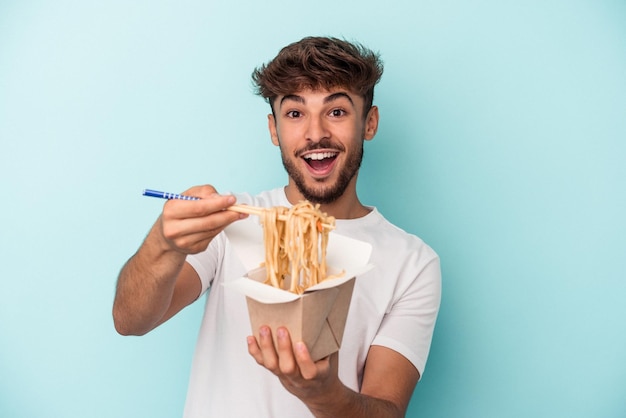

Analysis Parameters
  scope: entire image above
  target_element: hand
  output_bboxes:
[159,184,245,254]
[247,326,341,403]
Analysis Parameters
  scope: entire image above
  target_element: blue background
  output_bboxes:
[1,1,625,417]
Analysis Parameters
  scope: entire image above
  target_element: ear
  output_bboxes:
[268,114,279,146]
[363,106,379,141]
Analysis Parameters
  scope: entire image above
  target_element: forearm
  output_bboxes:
[113,187,241,335]
[306,381,403,418]
[113,220,186,335]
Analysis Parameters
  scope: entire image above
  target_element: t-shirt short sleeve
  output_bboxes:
[371,255,441,378]
[186,234,226,297]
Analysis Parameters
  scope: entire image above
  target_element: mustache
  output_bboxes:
[295,138,345,157]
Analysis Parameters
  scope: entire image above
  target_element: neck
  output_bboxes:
[283,179,371,220]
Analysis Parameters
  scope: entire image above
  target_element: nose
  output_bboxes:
[305,115,330,143]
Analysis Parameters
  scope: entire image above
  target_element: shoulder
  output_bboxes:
[382,217,439,267]
[338,208,439,265]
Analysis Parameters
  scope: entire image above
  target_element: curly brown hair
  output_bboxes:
[251,36,384,116]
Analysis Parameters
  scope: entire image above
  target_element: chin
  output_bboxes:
[297,182,345,205]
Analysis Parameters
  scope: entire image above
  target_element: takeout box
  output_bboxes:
[223,217,373,361]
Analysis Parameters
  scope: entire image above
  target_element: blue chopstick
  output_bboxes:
[142,189,200,201]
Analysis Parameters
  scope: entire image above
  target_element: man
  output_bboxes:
[113,36,441,418]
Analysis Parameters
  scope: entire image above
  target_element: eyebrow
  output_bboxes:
[279,91,355,108]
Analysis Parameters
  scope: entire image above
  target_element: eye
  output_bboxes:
[329,108,347,117]
[286,110,302,118]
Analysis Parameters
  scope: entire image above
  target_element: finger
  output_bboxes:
[293,342,324,380]
[258,326,279,372]
[247,336,265,365]
[163,207,241,238]
[164,193,238,220]
[276,327,299,376]
[159,219,225,254]
[182,184,219,199]
[167,230,219,254]
[160,194,244,252]
[182,186,249,220]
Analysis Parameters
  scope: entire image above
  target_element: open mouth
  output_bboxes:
[302,151,338,173]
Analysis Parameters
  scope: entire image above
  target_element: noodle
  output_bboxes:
[260,201,336,294]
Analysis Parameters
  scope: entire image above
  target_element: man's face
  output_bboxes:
[268,88,378,204]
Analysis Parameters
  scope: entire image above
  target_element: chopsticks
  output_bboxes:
[141,190,334,230]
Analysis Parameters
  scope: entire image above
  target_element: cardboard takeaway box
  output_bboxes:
[223,217,373,361]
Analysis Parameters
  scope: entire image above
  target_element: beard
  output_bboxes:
[279,137,364,204]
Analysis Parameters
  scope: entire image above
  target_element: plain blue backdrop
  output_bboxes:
[1,1,625,417]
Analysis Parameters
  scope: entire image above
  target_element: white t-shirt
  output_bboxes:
[183,188,441,418]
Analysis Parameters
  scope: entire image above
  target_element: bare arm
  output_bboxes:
[112,185,244,336]
[355,345,420,417]
[248,327,419,418]
[303,345,418,418]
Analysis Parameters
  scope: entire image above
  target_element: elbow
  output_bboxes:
[112,306,150,336]
[113,320,136,336]
[114,322,132,336]
[113,318,149,337]
[112,312,134,336]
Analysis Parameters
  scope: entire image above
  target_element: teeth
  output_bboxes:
[304,152,336,160]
